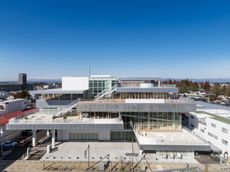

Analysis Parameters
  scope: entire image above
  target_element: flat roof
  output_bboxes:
[195,100,230,124]
[135,129,207,146]
[196,101,230,111]
[30,88,87,95]
[0,82,20,86]
[90,75,117,80]
[116,87,178,93]
[0,108,38,125]
[196,111,230,124]
[0,98,25,103]
[11,113,123,125]
[119,77,161,81]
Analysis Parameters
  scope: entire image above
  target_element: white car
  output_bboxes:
[1,140,17,147]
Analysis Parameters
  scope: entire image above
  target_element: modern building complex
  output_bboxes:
[0,73,32,92]
[6,75,211,159]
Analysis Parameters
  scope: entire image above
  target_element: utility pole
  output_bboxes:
[88,144,90,168]
[0,128,3,160]
[88,62,91,77]
[132,138,134,172]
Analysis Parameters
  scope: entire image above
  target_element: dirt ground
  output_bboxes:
[1,160,230,172]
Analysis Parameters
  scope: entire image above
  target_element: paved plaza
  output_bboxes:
[41,142,198,163]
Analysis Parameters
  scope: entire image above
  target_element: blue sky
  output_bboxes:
[0,0,230,81]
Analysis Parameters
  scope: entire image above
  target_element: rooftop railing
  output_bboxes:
[165,99,194,104]
[8,117,123,125]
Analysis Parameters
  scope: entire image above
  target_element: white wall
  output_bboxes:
[188,112,230,159]
[62,77,89,90]
[0,99,27,116]
[205,118,230,156]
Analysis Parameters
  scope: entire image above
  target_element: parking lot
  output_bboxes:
[195,154,220,164]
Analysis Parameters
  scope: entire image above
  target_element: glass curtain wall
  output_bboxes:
[89,79,117,98]
[121,112,181,131]
[114,93,170,99]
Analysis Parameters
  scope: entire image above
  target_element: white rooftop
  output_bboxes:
[135,129,207,145]
[0,98,25,103]
[190,112,211,118]
[10,111,123,125]
[197,108,230,118]
[30,88,86,95]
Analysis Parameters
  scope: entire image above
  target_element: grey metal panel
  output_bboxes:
[29,89,85,95]
[76,103,196,113]
[36,99,75,109]
[140,144,211,152]
[116,87,178,93]
[6,123,124,131]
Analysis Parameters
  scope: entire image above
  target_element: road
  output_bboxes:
[2,130,48,160]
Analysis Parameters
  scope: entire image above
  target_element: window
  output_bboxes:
[208,132,218,139]
[222,139,228,146]
[200,129,205,133]
[211,123,216,128]
[222,127,228,134]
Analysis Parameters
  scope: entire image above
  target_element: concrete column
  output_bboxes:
[147,113,150,130]
[98,131,110,141]
[46,130,50,137]
[51,129,55,149]
[32,130,36,147]
[158,80,161,87]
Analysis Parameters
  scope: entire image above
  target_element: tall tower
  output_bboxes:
[18,73,27,90]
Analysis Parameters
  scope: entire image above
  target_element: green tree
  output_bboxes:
[14,90,31,99]
[211,83,221,97]
[203,81,211,92]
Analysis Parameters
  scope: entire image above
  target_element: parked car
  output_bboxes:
[18,139,31,147]
[21,130,32,137]
[1,140,17,147]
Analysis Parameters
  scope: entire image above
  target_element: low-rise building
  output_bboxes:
[0,99,27,116]
[185,101,230,162]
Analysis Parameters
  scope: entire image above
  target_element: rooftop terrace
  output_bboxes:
[135,129,207,146]
[8,112,123,125]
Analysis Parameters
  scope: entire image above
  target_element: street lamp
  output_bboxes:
[0,127,4,160]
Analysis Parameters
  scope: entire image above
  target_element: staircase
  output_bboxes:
[94,85,117,100]
[53,98,80,117]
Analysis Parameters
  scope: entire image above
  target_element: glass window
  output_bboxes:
[200,129,205,133]
[222,127,228,134]
[222,139,228,146]
[211,123,216,128]
[208,132,218,139]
